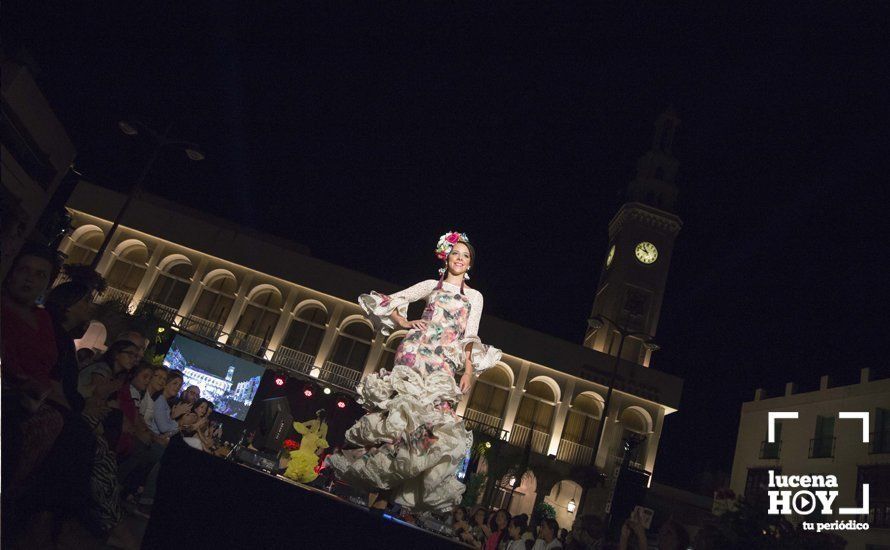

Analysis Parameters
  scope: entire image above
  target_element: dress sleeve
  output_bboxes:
[459,290,502,376]
[358,279,437,336]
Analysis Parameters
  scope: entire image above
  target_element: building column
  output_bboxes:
[58,235,74,257]
[264,287,301,360]
[547,379,576,456]
[643,407,665,479]
[361,335,386,380]
[595,394,626,470]
[501,361,531,436]
[130,242,166,310]
[221,274,255,341]
[94,230,128,277]
[176,257,209,321]
[313,303,345,368]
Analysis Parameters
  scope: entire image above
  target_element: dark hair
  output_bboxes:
[7,242,60,276]
[659,519,690,550]
[101,340,140,371]
[166,371,184,384]
[472,507,488,526]
[192,398,212,414]
[44,281,92,319]
[509,514,528,538]
[541,517,560,537]
[453,506,468,522]
[129,363,154,382]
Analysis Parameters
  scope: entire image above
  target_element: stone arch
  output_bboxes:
[246,283,283,304]
[111,238,148,258]
[70,224,103,242]
[619,405,654,434]
[544,479,584,530]
[338,314,374,332]
[202,268,237,287]
[526,375,560,403]
[571,391,605,418]
[293,299,329,318]
[157,253,193,272]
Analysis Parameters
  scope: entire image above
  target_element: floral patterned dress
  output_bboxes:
[328,279,501,512]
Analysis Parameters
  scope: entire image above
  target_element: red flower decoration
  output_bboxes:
[283,439,300,450]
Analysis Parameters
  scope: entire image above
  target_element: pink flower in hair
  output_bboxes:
[446,232,460,244]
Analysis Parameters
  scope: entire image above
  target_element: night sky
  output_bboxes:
[5,3,889,490]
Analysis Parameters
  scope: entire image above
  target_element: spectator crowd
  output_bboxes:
[2,244,224,548]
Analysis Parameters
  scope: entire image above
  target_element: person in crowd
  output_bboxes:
[485,509,511,550]
[655,518,689,550]
[115,363,154,459]
[140,366,168,424]
[180,398,215,451]
[506,514,533,550]
[453,505,470,531]
[558,529,568,547]
[565,514,604,550]
[532,517,562,550]
[150,372,184,437]
[116,330,149,361]
[469,507,492,546]
[77,339,140,399]
[77,347,96,368]
[1,246,98,547]
[691,524,730,550]
[174,384,200,407]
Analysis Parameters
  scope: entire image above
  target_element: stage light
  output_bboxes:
[336,397,347,409]
[274,374,286,386]
[323,387,332,395]
[509,475,516,487]
[484,441,491,449]
[304,387,314,397]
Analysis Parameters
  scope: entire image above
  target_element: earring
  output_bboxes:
[464,271,470,280]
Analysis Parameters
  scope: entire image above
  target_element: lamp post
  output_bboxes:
[585,314,658,474]
[90,120,204,269]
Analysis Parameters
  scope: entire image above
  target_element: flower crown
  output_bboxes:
[435,231,469,260]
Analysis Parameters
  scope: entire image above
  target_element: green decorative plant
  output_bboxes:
[534,502,556,520]
[461,472,486,507]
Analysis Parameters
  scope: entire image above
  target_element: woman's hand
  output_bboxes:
[171,402,191,420]
[459,373,472,393]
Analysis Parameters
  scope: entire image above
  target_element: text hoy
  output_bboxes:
[767,471,870,516]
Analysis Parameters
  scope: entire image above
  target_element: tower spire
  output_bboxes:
[625,108,681,212]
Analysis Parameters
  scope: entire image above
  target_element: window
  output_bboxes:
[515,381,555,432]
[105,245,149,292]
[466,370,510,418]
[562,394,602,447]
[858,465,890,528]
[234,289,283,340]
[66,230,103,265]
[330,322,373,371]
[375,335,404,372]
[282,306,327,356]
[810,415,835,458]
[191,274,237,322]
[148,262,193,309]
[760,421,782,459]
[872,408,890,454]
[745,468,775,507]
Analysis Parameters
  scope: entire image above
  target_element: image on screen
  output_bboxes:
[162,335,265,421]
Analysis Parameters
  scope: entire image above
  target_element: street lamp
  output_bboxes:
[90,120,204,269]
[586,314,657,473]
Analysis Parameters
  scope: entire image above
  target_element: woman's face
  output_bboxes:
[508,523,519,539]
[165,378,183,398]
[454,509,465,522]
[116,346,140,371]
[447,242,471,276]
[496,511,508,529]
[68,295,93,326]
[150,370,166,391]
[474,510,485,525]
[196,402,209,417]
[132,369,152,391]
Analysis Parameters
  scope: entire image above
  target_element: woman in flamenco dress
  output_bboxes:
[328,231,501,513]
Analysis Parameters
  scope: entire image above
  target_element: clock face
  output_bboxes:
[606,245,615,268]
[635,241,658,264]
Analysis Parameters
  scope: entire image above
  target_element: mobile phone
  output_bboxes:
[632,505,654,530]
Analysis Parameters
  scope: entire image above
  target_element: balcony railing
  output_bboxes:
[462,409,506,439]
[272,346,316,376]
[138,300,179,325]
[809,437,836,459]
[556,438,595,466]
[318,361,363,390]
[178,315,225,342]
[230,330,266,356]
[96,286,134,306]
[509,424,550,455]
[760,440,782,459]
[868,432,889,454]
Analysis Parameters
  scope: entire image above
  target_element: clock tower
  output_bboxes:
[585,109,683,367]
